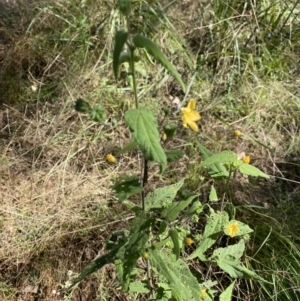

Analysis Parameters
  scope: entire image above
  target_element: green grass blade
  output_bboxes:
[113,30,129,80]
[132,34,186,92]
[169,228,180,261]
[69,247,120,289]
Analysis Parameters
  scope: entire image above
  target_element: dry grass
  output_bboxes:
[1,0,300,300]
[0,98,136,299]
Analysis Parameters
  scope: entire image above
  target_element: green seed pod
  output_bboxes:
[163,123,177,139]
[89,105,106,123]
[75,98,91,113]
[118,0,131,16]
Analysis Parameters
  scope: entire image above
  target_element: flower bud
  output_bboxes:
[163,124,177,139]
[234,130,242,137]
[184,237,194,246]
[106,154,116,164]
[75,98,91,113]
[118,0,131,16]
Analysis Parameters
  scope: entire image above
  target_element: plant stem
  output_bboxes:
[141,158,148,211]
[126,14,138,109]
[126,13,152,292]
[221,167,232,210]
[130,48,139,109]
[146,257,154,292]
[141,158,153,292]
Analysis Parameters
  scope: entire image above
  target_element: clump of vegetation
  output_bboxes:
[1,0,300,300]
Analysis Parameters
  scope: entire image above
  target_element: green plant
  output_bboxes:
[0,281,17,299]
[70,1,276,300]
[190,0,300,93]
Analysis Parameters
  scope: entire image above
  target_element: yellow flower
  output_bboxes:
[181,99,201,132]
[234,130,242,137]
[162,132,167,141]
[225,222,240,238]
[200,289,207,298]
[106,154,116,164]
[242,155,250,164]
[184,237,194,246]
[142,252,149,260]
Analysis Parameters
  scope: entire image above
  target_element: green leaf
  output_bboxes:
[132,35,186,93]
[118,52,140,65]
[183,200,203,218]
[69,244,122,289]
[165,149,184,163]
[233,264,271,283]
[220,281,236,301]
[129,281,150,294]
[157,221,168,236]
[148,249,200,301]
[116,140,138,156]
[145,179,184,210]
[113,30,129,80]
[196,142,229,179]
[75,98,91,113]
[200,280,218,301]
[238,162,270,178]
[189,210,229,261]
[209,185,218,202]
[153,238,170,250]
[115,258,124,287]
[162,195,197,222]
[211,240,270,283]
[151,283,172,301]
[175,227,187,250]
[117,0,131,16]
[199,151,237,168]
[118,51,131,64]
[196,141,213,159]
[211,239,244,274]
[125,108,167,171]
[209,163,229,179]
[121,212,153,290]
[169,228,180,261]
[111,176,143,203]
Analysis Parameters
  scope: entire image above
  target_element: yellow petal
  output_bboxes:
[187,99,197,110]
[181,107,192,114]
[226,222,240,237]
[187,121,199,132]
[187,110,201,122]
[181,113,189,127]
[242,156,250,164]
[182,120,188,128]
[200,289,207,297]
